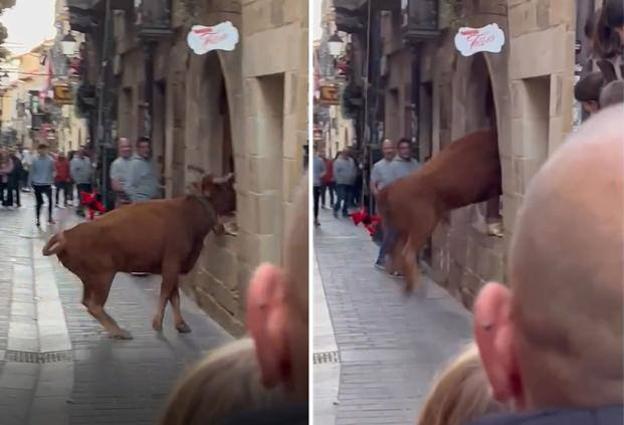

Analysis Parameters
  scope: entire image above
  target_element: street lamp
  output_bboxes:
[327,32,344,57]
[61,33,77,56]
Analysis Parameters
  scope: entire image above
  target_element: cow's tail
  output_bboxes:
[42,231,66,256]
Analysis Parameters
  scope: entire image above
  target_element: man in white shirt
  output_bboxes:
[109,137,133,208]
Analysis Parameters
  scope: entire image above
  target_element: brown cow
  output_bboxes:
[377,129,502,293]
[42,174,236,339]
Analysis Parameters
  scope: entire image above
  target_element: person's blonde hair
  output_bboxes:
[416,343,506,425]
[159,338,286,425]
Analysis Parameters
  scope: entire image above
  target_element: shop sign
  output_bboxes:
[187,21,239,55]
[53,84,73,105]
[454,24,505,56]
[318,84,340,105]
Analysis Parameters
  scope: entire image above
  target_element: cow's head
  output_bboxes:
[190,173,236,215]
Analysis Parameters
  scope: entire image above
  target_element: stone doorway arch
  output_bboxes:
[195,53,235,179]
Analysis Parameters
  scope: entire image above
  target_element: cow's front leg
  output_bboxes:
[169,287,191,333]
[152,263,180,332]
[152,259,180,331]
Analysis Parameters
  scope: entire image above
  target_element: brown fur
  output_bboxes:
[377,129,502,292]
[42,175,236,339]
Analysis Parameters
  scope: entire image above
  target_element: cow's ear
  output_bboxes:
[187,181,201,195]
[201,174,215,195]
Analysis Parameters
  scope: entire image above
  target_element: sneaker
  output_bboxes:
[314,219,320,227]
[374,262,385,271]
[36,220,40,227]
[48,219,55,224]
[390,271,404,278]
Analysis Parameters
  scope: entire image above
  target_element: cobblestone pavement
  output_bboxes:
[314,208,473,425]
[0,196,232,425]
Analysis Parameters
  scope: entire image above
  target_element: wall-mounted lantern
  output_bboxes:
[328,33,344,57]
[402,0,440,42]
[61,33,77,56]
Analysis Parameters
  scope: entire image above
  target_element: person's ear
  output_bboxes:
[473,282,524,407]
[246,263,290,389]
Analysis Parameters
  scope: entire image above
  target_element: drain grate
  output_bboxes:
[4,350,73,363]
[313,350,340,364]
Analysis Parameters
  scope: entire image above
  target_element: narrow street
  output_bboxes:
[313,208,473,424]
[0,196,232,425]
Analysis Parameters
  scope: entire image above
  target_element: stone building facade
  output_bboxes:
[69,0,307,334]
[336,0,576,308]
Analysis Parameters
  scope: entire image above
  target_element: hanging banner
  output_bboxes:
[454,24,505,57]
[187,21,240,55]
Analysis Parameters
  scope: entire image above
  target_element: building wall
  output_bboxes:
[110,0,306,335]
[380,0,574,309]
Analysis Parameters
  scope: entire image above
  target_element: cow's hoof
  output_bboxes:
[110,329,133,340]
[152,318,163,332]
[176,322,192,334]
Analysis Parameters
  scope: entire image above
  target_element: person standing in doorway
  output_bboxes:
[54,152,71,207]
[127,137,159,277]
[20,147,32,192]
[30,143,55,226]
[8,148,22,207]
[320,150,334,209]
[128,137,159,203]
[66,150,76,205]
[391,138,420,181]
[0,148,14,207]
[313,147,326,226]
[70,146,93,216]
[371,139,398,271]
[110,137,134,208]
[332,149,357,218]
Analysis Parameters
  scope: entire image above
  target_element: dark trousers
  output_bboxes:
[67,182,74,201]
[0,181,10,206]
[21,169,29,188]
[376,224,397,265]
[9,175,20,206]
[33,185,53,221]
[55,181,69,205]
[313,185,321,221]
[333,184,351,216]
[321,182,335,207]
[351,181,361,208]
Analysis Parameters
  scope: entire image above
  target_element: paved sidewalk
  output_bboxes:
[0,197,232,425]
[314,208,473,424]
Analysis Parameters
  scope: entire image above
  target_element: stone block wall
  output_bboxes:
[506,0,575,240]
[419,0,574,308]
[110,0,306,335]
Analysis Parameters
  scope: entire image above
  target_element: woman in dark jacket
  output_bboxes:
[8,149,22,207]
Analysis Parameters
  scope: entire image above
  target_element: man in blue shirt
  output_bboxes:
[128,137,159,203]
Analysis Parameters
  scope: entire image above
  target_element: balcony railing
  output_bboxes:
[135,0,173,41]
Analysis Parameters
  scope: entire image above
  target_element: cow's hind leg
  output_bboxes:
[169,287,191,333]
[82,272,132,340]
[402,207,440,294]
[152,262,181,332]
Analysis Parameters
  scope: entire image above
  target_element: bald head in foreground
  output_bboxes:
[470,106,623,424]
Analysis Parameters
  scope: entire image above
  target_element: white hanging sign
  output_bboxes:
[187,21,240,55]
[454,24,505,57]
